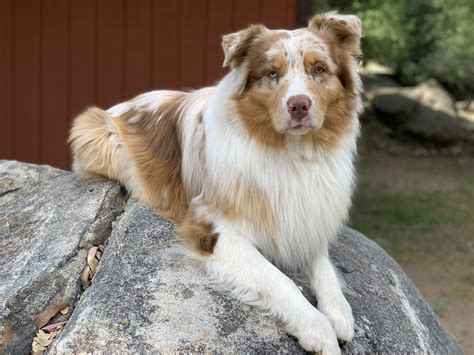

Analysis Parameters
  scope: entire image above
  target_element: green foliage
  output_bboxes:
[312,0,474,97]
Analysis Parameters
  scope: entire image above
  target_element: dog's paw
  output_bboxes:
[293,312,341,355]
[318,296,354,342]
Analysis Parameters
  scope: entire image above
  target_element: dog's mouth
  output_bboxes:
[286,125,312,135]
[285,117,315,134]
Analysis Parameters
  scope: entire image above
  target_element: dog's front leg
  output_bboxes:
[206,229,341,354]
[307,250,354,343]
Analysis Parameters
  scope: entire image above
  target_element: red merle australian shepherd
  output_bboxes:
[70,12,363,354]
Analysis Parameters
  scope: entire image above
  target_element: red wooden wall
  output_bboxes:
[0,0,296,169]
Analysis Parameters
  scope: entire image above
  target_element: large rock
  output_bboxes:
[48,201,304,353]
[361,73,400,100]
[0,160,461,354]
[359,74,400,122]
[0,161,127,354]
[372,79,469,144]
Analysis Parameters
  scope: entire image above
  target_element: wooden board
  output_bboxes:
[1,0,297,168]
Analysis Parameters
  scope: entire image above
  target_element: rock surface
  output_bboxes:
[0,161,127,354]
[371,79,471,144]
[360,73,400,99]
[49,201,304,353]
[1,160,462,354]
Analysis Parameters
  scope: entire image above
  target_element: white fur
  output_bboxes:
[100,19,362,354]
[188,27,362,352]
[283,76,308,103]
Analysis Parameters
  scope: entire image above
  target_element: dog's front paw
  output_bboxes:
[292,311,341,355]
[318,296,354,342]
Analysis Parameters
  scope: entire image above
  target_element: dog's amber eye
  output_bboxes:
[314,65,326,74]
[268,70,278,79]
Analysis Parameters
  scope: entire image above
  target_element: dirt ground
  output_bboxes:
[350,148,474,352]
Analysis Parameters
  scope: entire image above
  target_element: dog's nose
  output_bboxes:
[287,95,311,121]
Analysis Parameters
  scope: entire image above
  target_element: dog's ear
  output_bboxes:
[222,24,267,68]
[308,11,362,57]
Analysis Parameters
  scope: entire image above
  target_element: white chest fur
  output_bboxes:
[259,146,356,270]
[203,104,358,271]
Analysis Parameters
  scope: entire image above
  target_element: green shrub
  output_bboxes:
[312,0,474,98]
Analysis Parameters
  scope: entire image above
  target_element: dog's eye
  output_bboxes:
[268,70,278,79]
[314,65,326,74]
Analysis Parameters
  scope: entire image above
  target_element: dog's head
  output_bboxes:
[223,12,362,148]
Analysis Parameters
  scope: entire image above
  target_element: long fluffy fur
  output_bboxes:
[70,12,363,354]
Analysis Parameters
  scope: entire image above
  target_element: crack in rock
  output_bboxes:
[0,161,128,354]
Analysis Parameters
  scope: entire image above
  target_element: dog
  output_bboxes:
[69,11,362,354]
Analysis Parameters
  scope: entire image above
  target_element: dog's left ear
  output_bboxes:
[222,24,267,68]
[308,12,362,57]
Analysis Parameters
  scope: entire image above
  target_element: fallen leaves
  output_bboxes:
[35,300,69,329]
[31,324,66,354]
[32,329,59,353]
[81,245,105,289]
[32,302,69,354]
[31,244,107,353]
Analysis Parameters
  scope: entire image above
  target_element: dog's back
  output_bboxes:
[70,88,213,222]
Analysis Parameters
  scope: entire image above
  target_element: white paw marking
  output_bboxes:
[318,296,355,342]
[293,311,341,355]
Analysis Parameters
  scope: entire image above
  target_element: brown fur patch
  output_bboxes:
[303,93,352,149]
[301,14,362,148]
[69,107,123,180]
[178,211,218,255]
[307,15,361,97]
[115,92,189,223]
[179,161,275,253]
[232,32,291,149]
[300,71,353,149]
[223,24,267,68]
[243,32,290,91]
[303,51,330,75]
[204,172,276,243]
[234,87,286,149]
[308,14,361,59]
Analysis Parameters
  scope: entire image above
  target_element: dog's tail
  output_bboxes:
[69,107,127,183]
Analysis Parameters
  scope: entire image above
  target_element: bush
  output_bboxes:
[312,0,474,98]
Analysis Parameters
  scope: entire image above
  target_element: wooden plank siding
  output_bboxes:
[0,0,297,169]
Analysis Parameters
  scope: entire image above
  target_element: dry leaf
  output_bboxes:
[32,326,62,354]
[87,247,98,265]
[87,246,100,275]
[60,307,69,315]
[37,329,48,338]
[81,265,91,289]
[98,244,105,253]
[35,300,69,329]
[41,321,67,332]
[96,251,102,261]
[34,334,53,347]
[88,256,99,275]
[32,341,46,352]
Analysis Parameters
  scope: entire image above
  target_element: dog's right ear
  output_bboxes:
[222,24,267,68]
